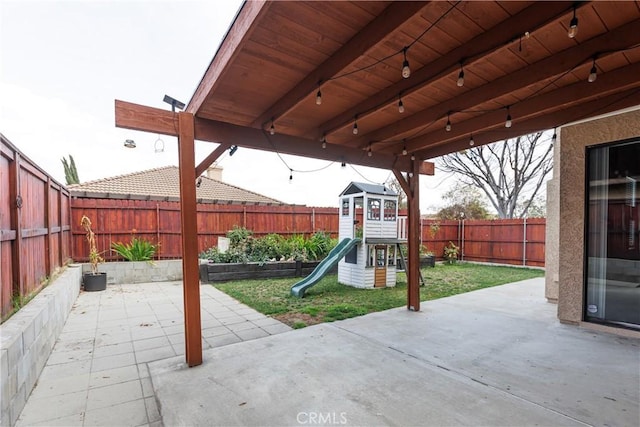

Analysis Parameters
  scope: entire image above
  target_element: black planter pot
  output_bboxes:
[83,272,107,291]
[420,255,436,268]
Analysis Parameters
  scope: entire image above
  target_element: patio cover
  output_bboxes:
[115,1,640,366]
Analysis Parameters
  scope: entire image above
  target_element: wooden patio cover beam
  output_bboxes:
[115,100,435,175]
[319,1,575,137]
[399,62,640,155]
[187,1,270,114]
[348,18,640,149]
[417,87,640,159]
[251,1,428,129]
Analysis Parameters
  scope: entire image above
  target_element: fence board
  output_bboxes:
[421,218,545,267]
[1,135,72,319]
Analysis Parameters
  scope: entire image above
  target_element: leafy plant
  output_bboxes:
[80,215,103,274]
[443,241,459,265]
[111,237,157,261]
[200,229,338,263]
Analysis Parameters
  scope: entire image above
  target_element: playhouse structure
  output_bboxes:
[338,182,405,289]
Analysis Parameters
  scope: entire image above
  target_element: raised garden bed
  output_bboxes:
[199,260,337,283]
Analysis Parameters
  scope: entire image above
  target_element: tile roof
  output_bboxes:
[68,166,285,205]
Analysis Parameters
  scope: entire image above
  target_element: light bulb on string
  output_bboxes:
[316,88,322,105]
[411,154,415,161]
[588,59,597,82]
[401,47,411,79]
[341,162,346,168]
[269,120,275,135]
[321,134,326,149]
[552,128,557,142]
[398,96,405,113]
[402,140,407,156]
[457,64,465,87]
[568,6,578,38]
[352,117,359,135]
[469,134,475,146]
[505,107,512,128]
[367,144,372,157]
[289,169,293,183]
[445,113,452,131]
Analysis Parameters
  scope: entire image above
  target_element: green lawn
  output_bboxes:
[213,263,544,328]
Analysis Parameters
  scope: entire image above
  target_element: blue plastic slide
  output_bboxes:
[290,238,361,298]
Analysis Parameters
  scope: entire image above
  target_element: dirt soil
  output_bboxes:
[274,312,322,327]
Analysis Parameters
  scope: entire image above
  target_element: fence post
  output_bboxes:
[523,217,527,266]
[45,177,52,276]
[312,207,315,232]
[461,219,465,261]
[9,151,23,296]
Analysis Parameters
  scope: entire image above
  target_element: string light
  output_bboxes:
[408,172,414,178]
[352,116,359,135]
[411,154,415,161]
[505,106,512,128]
[469,133,475,146]
[341,161,346,168]
[321,134,326,149]
[568,6,578,39]
[289,169,293,183]
[457,64,465,87]
[269,120,275,135]
[398,95,405,113]
[445,113,452,131]
[316,87,322,105]
[402,140,408,156]
[401,47,411,79]
[367,144,372,157]
[552,128,557,142]
[588,58,597,82]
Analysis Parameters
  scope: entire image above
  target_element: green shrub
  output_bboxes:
[443,241,459,265]
[199,229,338,263]
[111,237,157,261]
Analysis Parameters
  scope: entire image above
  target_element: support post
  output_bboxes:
[393,164,420,311]
[177,112,203,367]
[406,160,420,311]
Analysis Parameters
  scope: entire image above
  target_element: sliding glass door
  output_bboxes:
[586,139,640,328]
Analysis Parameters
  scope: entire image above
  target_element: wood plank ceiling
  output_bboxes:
[186,0,640,169]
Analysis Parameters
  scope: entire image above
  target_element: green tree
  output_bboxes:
[436,185,491,220]
[61,155,80,185]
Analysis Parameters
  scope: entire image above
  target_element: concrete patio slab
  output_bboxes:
[16,282,291,427]
[150,278,639,426]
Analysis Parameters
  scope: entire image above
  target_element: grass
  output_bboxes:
[213,262,544,328]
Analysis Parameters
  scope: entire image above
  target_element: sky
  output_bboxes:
[0,0,455,211]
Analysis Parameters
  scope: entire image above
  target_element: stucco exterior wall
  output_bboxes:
[554,107,640,324]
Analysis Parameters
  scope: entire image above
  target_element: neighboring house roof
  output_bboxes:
[340,182,397,197]
[68,166,285,205]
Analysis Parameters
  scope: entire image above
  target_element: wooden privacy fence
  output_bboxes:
[420,218,546,267]
[1,135,72,318]
[70,197,545,267]
[70,198,339,261]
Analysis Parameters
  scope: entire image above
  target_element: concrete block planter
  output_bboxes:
[199,260,337,283]
[82,260,183,285]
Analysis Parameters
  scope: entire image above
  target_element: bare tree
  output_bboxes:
[385,177,407,209]
[437,132,553,219]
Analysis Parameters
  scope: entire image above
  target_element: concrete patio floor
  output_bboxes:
[15,282,291,426]
[150,278,639,427]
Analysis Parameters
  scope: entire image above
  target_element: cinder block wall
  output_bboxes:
[0,265,82,426]
[82,260,184,284]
